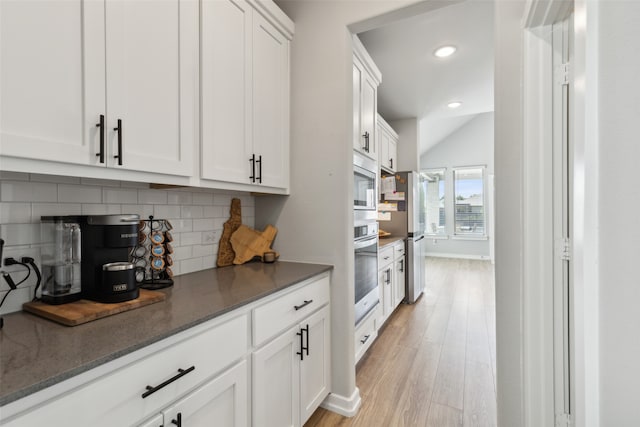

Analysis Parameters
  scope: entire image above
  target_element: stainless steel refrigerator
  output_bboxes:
[380,171,426,303]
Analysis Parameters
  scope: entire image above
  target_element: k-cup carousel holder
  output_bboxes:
[131,215,174,290]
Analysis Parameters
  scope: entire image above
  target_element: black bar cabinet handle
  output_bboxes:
[361,334,371,344]
[141,366,195,398]
[95,114,105,164]
[256,155,262,183]
[171,413,182,426]
[390,158,393,169]
[113,119,123,165]
[296,329,304,361]
[400,259,404,273]
[362,131,369,152]
[249,154,255,182]
[294,299,313,311]
[304,324,310,356]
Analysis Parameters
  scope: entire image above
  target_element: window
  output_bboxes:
[453,166,485,236]
[424,169,446,235]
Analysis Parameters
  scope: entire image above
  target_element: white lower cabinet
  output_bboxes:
[253,303,330,427]
[354,305,378,364]
[0,273,331,427]
[160,360,248,427]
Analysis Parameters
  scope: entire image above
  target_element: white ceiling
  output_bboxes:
[358,0,494,155]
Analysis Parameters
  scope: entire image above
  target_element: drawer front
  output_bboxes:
[3,314,248,427]
[355,306,377,363]
[393,241,405,259]
[378,246,394,267]
[253,274,330,347]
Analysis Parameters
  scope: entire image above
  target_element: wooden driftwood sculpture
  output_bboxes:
[230,224,279,265]
[216,198,242,267]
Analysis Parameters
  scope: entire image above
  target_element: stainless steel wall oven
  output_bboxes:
[354,222,379,325]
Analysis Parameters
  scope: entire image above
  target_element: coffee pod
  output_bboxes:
[166,242,173,254]
[138,231,147,244]
[151,257,165,270]
[151,244,165,256]
[150,231,164,244]
[165,231,173,243]
[166,267,174,278]
[166,255,173,266]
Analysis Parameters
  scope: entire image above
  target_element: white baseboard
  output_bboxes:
[425,252,490,260]
[320,387,362,417]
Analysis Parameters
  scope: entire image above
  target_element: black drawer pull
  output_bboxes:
[141,366,195,398]
[360,334,371,344]
[294,299,313,311]
[256,154,262,183]
[95,114,105,163]
[171,413,182,426]
[249,154,256,182]
[113,119,123,165]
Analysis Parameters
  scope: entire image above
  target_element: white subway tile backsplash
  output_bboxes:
[154,205,182,220]
[1,223,41,245]
[138,189,167,205]
[122,204,154,218]
[32,203,82,221]
[192,192,214,205]
[0,174,254,314]
[103,188,138,204]
[82,204,122,215]
[204,206,224,218]
[193,218,215,232]
[0,203,31,224]
[168,191,193,205]
[58,184,102,203]
[1,181,57,202]
[180,232,202,246]
[181,205,204,219]
[31,174,81,184]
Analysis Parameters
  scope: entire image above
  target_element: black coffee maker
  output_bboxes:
[79,214,140,303]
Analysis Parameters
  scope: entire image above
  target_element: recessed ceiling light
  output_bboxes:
[434,45,457,58]
[447,101,462,109]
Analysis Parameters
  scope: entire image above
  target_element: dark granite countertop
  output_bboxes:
[378,236,406,248]
[0,261,332,407]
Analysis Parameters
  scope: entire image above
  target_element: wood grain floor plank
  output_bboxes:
[304,258,496,427]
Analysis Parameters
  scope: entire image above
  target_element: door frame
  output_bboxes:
[521,0,600,425]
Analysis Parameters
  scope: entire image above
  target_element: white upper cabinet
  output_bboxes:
[201,0,292,193]
[377,113,399,173]
[0,0,105,166]
[352,36,381,161]
[104,0,196,175]
[0,0,197,177]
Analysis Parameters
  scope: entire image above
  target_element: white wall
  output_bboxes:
[596,1,640,423]
[389,117,420,172]
[494,1,526,425]
[420,112,494,258]
[0,171,254,315]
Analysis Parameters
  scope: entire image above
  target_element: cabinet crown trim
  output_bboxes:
[353,35,381,84]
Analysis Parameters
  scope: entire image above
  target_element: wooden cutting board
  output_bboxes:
[22,289,166,326]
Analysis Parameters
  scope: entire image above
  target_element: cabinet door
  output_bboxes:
[360,73,377,161]
[395,257,406,306]
[353,59,364,153]
[381,265,394,320]
[163,360,248,427]
[252,12,289,189]
[138,414,163,427]
[201,0,253,184]
[379,126,390,170]
[105,0,196,175]
[0,0,105,166]
[300,306,331,425]
[253,326,299,427]
[388,137,397,172]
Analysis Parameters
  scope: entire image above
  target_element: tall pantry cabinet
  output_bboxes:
[0,0,197,176]
[352,36,381,161]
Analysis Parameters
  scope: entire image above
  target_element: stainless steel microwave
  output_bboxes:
[353,152,377,211]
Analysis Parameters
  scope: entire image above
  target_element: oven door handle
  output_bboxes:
[354,236,377,250]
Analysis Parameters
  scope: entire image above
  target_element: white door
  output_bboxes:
[253,326,299,427]
[379,125,390,169]
[252,12,289,189]
[105,0,196,175]
[201,0,252,185]
[394,257,406,306]
[299,306,330,425]
[388,138,397,172]
[0,0,105,166]
[380,265,394,320]
[163,360,248,427]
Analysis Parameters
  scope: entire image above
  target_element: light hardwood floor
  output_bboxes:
[305,257,496,427]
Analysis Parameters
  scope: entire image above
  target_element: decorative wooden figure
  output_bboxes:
[217,198,242,267]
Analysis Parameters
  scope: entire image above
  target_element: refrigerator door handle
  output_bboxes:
[414,235,425,242]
